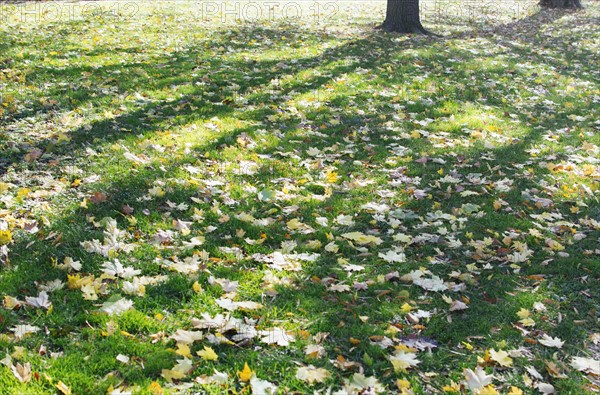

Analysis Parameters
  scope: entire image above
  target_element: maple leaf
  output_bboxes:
[535,383,555,394]
[519,318,536,327]
[260,327,295,346]
[442,381,461,393]
[305,344,326,359]
[463,367,493,392]
[413,275,448,292]
[250,376,277,394]
[329,283,351,292]
[57,257,82,272]
[295,365,331,384]
[507,387,523,395]
[11,362,31,383]
[100,298,133,315]
[175,343,192,358]
[526,365,544,380]
[571,356,600,374]
[170,329,203,345]
[478,385,499,395]
[10,324,40,340]
[341,232,383,246]
[195,369,229,385]
[197,346,218,361]
[0,229,12,245]
[389,350,421,372]
[81,283,99,301]
[161,358,193,382]
[378,249,406,263]
[342,373,385,394]
[25,291,52,309]
[538,334,564,349]
[335,214,355,226]
[238,362,253,382]
[489,349,513,367]
[324,170,339,183]
[3,296,22,309]
[208,276,239,292]
[449,300,469,311]
[516,308,530,319]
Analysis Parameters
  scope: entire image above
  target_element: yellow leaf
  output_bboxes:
[516,308,530,319]
[67,274,82,289]
[0,229,12,245]
[462,341,474,351]
[396,379,411,389]
[401,303,413,313]
[519,318,536,327]
[3,296,21,309]
[489,349,513,367]
[341,232,383,246]
[56,381,72,395]
[478,385,499,395]
[161,369,186,382]
[507,386,523,395]
[197,346,218,361]
[442,381,461,393]
[325,170,339,183]
[16,188,31,198]
[176,343,192,358]
[410,130,421,139]
[148,381,163,395]
[238,362,253,382]
[192,281,203,293]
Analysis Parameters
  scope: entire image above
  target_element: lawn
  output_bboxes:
[0,1,599,394]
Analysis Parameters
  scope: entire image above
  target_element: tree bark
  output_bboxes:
[379,0,431,35]
[539,0,583,8]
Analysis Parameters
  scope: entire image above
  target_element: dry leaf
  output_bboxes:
[295,365,331,384]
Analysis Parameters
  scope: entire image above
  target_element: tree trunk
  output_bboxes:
[379,0,430,34]
[539,0,583,8]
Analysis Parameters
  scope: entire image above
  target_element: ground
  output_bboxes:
[0,1,599,394]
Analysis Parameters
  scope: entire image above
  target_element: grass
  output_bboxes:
[0,1,599,394]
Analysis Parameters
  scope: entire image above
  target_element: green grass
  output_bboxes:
[1,1,599,394]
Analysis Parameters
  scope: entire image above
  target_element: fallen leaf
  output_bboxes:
[389,350,421,372]
[56,381,72,395]
[197,346,218,361]
[489,349,513,367]
[464,366,493,392]
[571,356,600,374]
[538,334,564,349]
[295,365,331,384]
[238,362,253,382]
[11,362,31,383]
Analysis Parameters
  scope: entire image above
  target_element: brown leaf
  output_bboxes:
[121,205,134,215]
[24,148,43,163]
[89,192,107,204]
